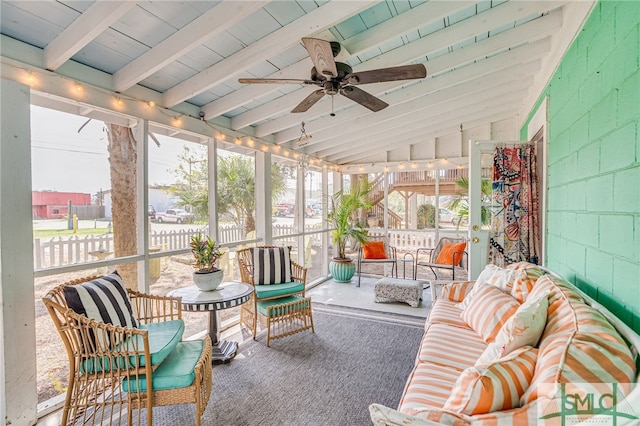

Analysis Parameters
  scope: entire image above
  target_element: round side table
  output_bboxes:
[169,282,253,364]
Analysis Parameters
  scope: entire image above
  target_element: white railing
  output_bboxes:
[366,228,467,252]
[33,224,465,270]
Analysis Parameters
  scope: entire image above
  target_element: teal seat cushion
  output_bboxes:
[254,281,304,299]
[256,295,308,317]
[122,339,204,393]
[138,319,185,366]
[81,319,184,373]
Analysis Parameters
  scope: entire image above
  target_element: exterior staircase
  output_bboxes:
[366,169,486,228]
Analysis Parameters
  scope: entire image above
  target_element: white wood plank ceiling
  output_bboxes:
[0,0,593,169]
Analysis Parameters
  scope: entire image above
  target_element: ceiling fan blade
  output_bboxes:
[344,64,427,85]
[340,86,388,112]
[302,37,338,78]
[292,89,326,113]
[238,78,316,85]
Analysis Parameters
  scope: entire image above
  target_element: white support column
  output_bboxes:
[135,118,149,292]
[0,79,37,425]
[208,138,219,242]
[410,193,418,229]
[383,172,389,230]
[321,168,329,275]
[255,151,272,245]
[434,169,440,244]
[295,164,305,265]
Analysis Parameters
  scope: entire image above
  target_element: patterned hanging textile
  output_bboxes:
[488,145,540,266]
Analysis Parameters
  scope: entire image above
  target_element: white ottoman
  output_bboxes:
[374,277,425,308]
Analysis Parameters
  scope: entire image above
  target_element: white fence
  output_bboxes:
[33,225,466,270]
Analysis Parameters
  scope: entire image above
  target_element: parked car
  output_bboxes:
[148,205,156,221]
[154,208,194,224]
[275,203,294,217]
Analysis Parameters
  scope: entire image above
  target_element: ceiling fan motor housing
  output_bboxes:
[311,62,353,83]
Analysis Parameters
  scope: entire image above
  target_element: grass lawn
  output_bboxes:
[34,228,109,239]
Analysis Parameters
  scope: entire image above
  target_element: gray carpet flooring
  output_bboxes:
[151,306,424,426]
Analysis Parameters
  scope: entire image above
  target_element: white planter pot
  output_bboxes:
[193,269,224,291]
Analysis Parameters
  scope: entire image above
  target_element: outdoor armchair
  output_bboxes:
[357,236,397,287]
[236,246,307,340]
[42,273,212,426]
[414,237,467,280]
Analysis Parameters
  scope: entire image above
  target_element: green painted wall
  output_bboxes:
[522,0,640,332]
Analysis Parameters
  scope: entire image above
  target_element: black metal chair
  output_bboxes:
[356,236,397,287]
[414,237,467,280]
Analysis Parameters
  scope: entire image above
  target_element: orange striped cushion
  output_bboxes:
[476,291,549,366]
[507,262,545,303]
[443,346,538,415]
[522,275,636,404]
[441,281,475,302]
[418,323,486,371]
[428,300,470,328]
[399,362,463,413]
[461,284,520,343]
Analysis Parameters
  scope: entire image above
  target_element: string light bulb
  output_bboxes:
[147,100,156,108]
[234,137,242,145]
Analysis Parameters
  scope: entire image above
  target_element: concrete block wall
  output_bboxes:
[523,0,639,332]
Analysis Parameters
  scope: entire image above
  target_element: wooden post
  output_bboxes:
[0,79,38,424]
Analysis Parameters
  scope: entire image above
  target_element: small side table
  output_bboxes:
[168,282,253,364]
[398,252,415,279]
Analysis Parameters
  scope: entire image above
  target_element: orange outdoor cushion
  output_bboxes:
[362,241,387,259]
[435,242,467,266]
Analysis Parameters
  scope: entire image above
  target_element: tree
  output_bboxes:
[170,150,290,235]
[448,176,492,227]
[417,203,435,229]
[105,124,138,288]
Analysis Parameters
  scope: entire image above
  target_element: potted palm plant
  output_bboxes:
[327,179,373,282]
[190,233,224,291]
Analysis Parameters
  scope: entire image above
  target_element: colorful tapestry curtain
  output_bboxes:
[489,145,540,266]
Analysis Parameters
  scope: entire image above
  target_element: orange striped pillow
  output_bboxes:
[461,284,520,343]
[444,346,538,415]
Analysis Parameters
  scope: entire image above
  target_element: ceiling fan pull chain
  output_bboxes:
[330,95,335,117]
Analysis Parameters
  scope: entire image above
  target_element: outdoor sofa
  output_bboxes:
[370,262,640,425]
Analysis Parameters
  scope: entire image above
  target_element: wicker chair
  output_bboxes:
[414,237,468,280]
[237,246,307,340]
[43,276,212,426]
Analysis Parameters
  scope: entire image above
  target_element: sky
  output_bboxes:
[30,105,195,195]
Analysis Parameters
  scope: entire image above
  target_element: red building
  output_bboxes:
[32,191,91,219]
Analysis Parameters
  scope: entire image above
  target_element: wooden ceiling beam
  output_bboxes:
[113,1,266,92]
[44,1,137,70]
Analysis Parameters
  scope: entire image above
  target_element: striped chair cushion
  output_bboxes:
[251,247,292,284]
[461,284,520,343]
[63,271,138,337]
[444,346,538,415]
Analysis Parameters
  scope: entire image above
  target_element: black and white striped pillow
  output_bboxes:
[63,271,139,330]
[251,247,293,285]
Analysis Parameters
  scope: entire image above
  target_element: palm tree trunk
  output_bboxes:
[106,124,138,289]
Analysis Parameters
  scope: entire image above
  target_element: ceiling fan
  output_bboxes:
[238,38,427,113]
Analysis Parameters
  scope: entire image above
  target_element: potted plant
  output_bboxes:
[327,178,373,282]
[190,233,224,291]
